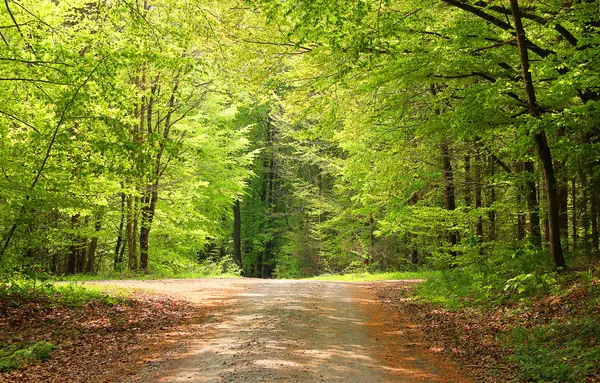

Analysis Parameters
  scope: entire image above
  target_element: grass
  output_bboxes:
[53,271,242,282]
[306,270,439,282]
[0,341,56,373]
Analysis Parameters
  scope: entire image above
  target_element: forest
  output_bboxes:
[0,0,599,382]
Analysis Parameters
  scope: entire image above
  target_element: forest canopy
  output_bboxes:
[0,0,599,279]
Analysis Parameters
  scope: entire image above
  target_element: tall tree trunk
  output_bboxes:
[114,192,126,271]
[488,156,497,240]
[85,212,102,274]
[581,169,590,250]
[572,177,578,249]
[67,214,79,275]
[475,149,484,239]
[592,178,599,251]
[516,163,526,240]
[127,193,137,271]
[510,0,565,269]
[440,141,457,257]
[524,161,542,244]
[233,199,242,266]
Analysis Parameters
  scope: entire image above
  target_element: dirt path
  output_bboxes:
[87,279,470,383]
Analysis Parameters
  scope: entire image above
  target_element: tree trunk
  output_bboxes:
[440,141,457,256]
[592,178,599,251]
[510,0,565,268]
[67,214,79,275]
[572,177,578,250]
[475,149,484,239]
[114,192,126,271]
[233,199,242,266]
[127,193,137,271]
[534,125,565,268]
[488,156,496,240]
[85,212,102,274]
[524,161,542,244]
[581,169,590,250]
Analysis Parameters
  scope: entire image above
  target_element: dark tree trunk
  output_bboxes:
[524,162,542,245]
[592,178,599,251]
[139,184,158,272]
[516,162,526,240]
[510,0,565,268]
[67,214,79,275]
[85,212,102,274]
[233,199,242,266]
[488,156,496,241]
[114,192,126,271]
[581,169,590,250]
[475,149,484,239]
[572,177,578,249]
[127,194,137,271]
[441,141,457,256]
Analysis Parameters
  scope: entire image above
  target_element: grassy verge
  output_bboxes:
[410,258,600,383]
[306,270,439,282]
[53,271,241,282]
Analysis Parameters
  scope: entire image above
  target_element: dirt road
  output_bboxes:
[87,279,470,383]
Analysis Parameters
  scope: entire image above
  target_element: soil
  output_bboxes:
[82,279,472,383]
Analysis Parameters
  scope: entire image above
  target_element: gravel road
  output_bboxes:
[87,279,470,383]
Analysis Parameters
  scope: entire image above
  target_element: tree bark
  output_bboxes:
[510,0,565,269]
[441,141,458,256]
[85,212,102,274]
[572,177,577,249]
[233,199,242,266]
[114,192,126,271]
[488,156,497,240]
[475,148,484,239]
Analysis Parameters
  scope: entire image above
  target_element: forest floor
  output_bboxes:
[1,279,479,383]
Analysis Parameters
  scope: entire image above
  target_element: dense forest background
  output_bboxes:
[0,0,599,281]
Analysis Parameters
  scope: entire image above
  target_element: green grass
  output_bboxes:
[53,271,242,282]
[509,317,600,383]
[1,278,128,307]
[306,270,438,282]
[0,341,56,372]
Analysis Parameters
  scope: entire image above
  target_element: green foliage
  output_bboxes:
[308,270,437,282]
[509,318,600,383]
[419,243,556,308]
[0,277,125,307]
[0,341,56,373]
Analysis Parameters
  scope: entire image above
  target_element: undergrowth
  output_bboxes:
[307,270,438,282]
[415,245,600,383]
[0,341,56,373]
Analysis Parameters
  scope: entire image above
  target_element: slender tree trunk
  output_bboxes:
[581,169,590,250]
[475,149,484,239]
[488,156,497,240]
[441,141,458,256]
[233,199,242,266]
[114,192,126,271]
[524,162,542,244]
[67,214,79,275]
[127,193,137,271]
[516,163,527,240]
[510,0,565,269]
[572,177,578,250]
[85,212,102,274]
[592,178,599,251]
